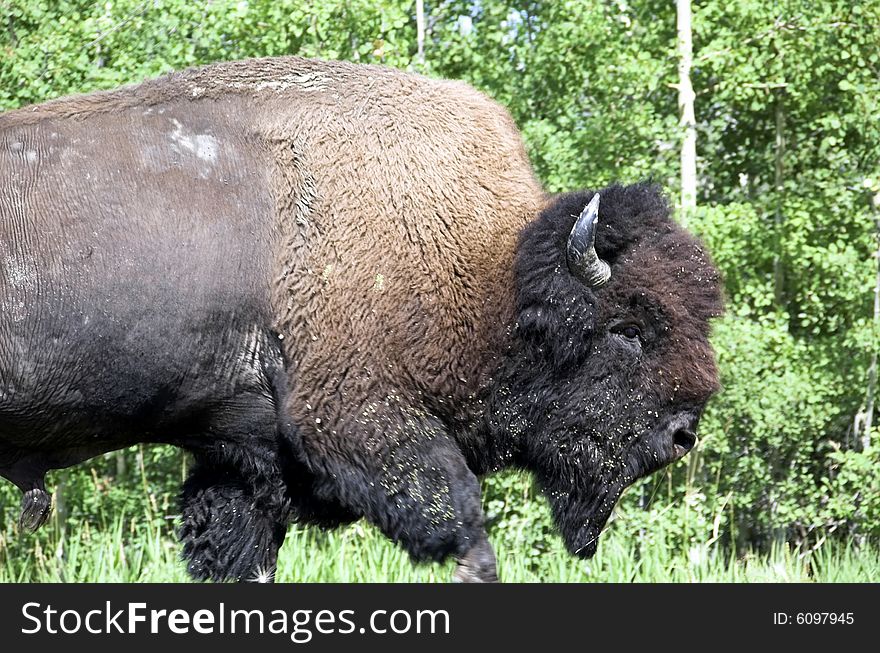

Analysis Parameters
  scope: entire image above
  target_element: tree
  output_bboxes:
[415,0,425,67]
[677,0,697,223]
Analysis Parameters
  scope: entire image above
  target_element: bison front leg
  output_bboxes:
[453,533,498,583]
[294,402,498,582]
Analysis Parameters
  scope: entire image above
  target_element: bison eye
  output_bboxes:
[609,321,643,344]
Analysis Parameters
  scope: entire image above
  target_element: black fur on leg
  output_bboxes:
[179,462,289,582]
[291,397,489,565]
[276,419,361,529]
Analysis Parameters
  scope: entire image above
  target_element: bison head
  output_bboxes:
[486,183,723,557]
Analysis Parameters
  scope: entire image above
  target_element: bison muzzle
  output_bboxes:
[0,57,722,582]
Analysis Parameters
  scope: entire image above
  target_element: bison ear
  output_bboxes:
[567,194,611,287]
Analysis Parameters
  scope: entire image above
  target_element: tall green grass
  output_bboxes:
[1,501,876,582]
[1,455,875,582]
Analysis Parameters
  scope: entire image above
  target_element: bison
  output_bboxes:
[0,57,722,582]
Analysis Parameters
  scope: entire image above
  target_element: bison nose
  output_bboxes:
[666,412,699,460]
[672,428,698,459]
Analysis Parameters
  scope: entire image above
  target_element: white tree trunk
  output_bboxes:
[677,0,697,224]
[773,96,786,307]
[856,200,879,451]
[863,209,880,451]
[416,0,426,67]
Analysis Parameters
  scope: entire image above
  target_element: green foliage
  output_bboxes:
[1,0,878,579]
[823,443,880,537]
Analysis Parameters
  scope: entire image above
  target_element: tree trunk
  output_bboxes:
[773,94,786,307]
[415,0,426,68]
[115,450,127,479]
[861,207,880,451]
[677,0,697,225]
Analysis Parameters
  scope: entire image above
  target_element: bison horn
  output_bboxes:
[567,193,611,287]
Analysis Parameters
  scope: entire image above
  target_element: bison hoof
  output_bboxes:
[452,538,498,583]
[19,488,52,532]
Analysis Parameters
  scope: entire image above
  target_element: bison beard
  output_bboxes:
[0,58,722,582]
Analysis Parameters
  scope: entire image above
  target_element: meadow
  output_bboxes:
[1,455,876,583]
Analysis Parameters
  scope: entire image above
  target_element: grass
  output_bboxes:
[1,502,876,583]
[0,457,875,582]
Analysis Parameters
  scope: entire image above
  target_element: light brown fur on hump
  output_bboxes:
[248,58,547,424]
